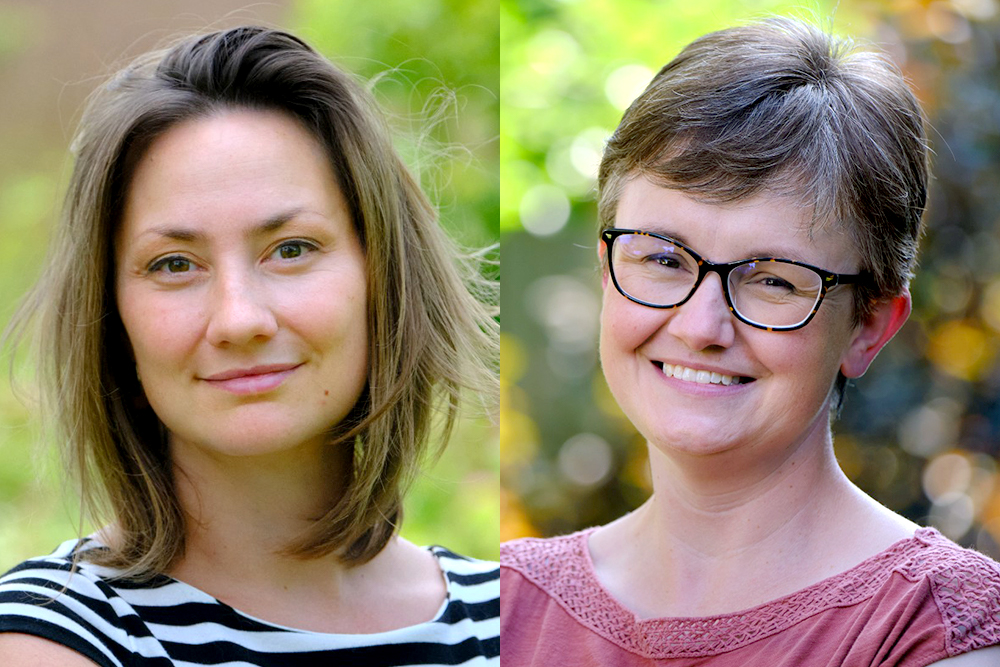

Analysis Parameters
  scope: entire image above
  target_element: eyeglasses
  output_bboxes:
[600,228,866,332]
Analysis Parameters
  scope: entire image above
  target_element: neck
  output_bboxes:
[590,414,916,618]
[168,435,351,591]
[643,418,843,558]
[147,435,446,634]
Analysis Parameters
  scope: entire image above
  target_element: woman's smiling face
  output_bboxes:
[115,109,368,459]
[600,177,888,462]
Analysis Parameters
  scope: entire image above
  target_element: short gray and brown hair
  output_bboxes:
[598,17,929,325]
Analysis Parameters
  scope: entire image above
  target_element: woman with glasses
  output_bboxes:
[0,27,498,666]
[501,18,1000,666]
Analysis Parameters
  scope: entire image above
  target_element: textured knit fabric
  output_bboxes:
[0,538,500,666]
[501,527,1000,666]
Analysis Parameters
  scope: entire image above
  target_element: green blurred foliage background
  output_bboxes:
[501,0,1000,556]
[0,0,499,572]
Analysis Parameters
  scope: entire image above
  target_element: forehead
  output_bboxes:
[117,109,343,237]
[615,177,859,269]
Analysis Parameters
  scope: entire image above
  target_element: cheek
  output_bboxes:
[291,270,369,373]
[759,330,844,407]
[599,290,659,357]
[117,287,203,371]
[599,293,626,367]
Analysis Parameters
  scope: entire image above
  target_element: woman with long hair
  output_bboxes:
[0,26,498,666]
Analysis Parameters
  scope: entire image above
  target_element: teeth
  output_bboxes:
[661,363,741,386]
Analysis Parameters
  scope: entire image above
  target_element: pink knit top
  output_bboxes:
[501,527,1000,666]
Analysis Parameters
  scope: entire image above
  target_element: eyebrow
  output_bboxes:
[637,225,813,263]
[141,207,307,242]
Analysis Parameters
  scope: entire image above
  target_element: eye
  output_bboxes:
[652,254,683,269]
[758,275,796,291]
[271,240,317,261]
[148,256,193,274]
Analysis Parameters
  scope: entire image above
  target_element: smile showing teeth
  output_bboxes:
[659,363,745,386]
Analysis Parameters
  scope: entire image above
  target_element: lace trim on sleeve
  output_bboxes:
[900,531,1000,656]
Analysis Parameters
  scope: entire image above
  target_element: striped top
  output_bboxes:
[0,538,500,666]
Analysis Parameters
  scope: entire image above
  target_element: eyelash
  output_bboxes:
[270,239,319,261]
[145,240,319,276]
[147,255,194,275]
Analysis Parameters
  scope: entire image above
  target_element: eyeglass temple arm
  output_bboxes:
[825,271,868,286]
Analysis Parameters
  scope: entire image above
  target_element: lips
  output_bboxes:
[652,360,755,386]
[202,363,303,395]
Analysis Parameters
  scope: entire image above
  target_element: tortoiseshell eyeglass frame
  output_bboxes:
[600,228,868,332]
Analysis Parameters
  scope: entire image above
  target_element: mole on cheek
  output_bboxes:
[324,390,329,396]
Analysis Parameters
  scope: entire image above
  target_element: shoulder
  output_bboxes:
[500,530,599,620]
[0,537,122,600]
[431,546,498,584]
[501,530,594,593]
[896,529,1000,656]
[501,530,590,576]
[0,634,103,667]
[429,546,499,610]
[0,539,128,667]
[0,537,113,605]
[427,547,499,660]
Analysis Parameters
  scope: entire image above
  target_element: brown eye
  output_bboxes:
[149,256,193,273]
[272,241,317,261]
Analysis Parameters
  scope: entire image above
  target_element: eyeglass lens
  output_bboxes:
[610,233,824,328]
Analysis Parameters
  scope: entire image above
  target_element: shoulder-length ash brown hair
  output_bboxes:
[6,26,497,578]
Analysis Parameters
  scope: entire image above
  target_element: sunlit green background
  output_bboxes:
[0,0,499,572]
[501,0,1000,556]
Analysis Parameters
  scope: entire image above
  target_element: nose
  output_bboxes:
[205,270,278,347]
[665,272,736,350]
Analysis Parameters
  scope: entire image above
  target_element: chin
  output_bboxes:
[640,417,746,460]
[169,419,335,460]
[648,435,740,460]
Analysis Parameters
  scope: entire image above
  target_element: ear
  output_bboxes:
[840,290,911,379]
[598,241,610,289]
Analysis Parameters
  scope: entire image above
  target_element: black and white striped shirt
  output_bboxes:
[0,538,499,666]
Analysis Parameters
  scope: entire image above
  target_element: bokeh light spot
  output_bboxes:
[604,63,654,110]
[952,0,998,20]
[571,128,610,181]
[898,397,964,458]
[930,491,975,539]
[926,320,994,381]
[527,29,582,77]
[526,275,600,350]
[923,451,973,502]
[926,2,973,42]
[558,433,613,487]
[519,184,570,236]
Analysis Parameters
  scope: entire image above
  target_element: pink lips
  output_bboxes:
[202,363,302,395]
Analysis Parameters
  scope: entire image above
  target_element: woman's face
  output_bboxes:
[115,109,368,458]
[600,177,877,463]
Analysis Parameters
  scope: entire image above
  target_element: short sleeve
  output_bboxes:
[0,557,127,667]
[927,548,1000,656]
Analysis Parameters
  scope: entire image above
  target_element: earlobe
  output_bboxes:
[840,291,912,379]
[598,244,610,290]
